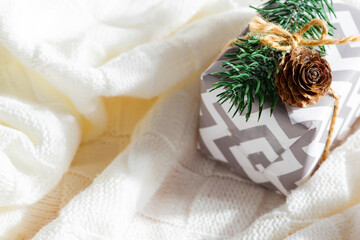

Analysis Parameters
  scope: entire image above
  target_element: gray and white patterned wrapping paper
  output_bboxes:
[198,1,360,195]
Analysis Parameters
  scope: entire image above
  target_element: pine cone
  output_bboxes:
[275,47,332,108]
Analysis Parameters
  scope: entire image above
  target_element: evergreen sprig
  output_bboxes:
[210,0,336,121]
[211,36,282,121]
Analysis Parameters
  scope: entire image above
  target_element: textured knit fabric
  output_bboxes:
[0,0,359,239]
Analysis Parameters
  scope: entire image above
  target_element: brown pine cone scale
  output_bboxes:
[275,47,332,108]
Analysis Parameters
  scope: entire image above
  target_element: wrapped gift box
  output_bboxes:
[198,1,360,195]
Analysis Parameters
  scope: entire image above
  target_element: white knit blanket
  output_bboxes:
[0,0,360,239]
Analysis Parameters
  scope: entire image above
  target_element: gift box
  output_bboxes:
[198,1,360,195]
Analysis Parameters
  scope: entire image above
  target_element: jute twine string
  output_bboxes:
[217,16,360,171]
[249,16,360,51]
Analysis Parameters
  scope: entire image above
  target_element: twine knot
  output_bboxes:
[248,16,359,51]
[290,33,301,49]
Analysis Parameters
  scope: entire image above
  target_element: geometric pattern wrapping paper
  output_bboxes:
[198,2,360,195]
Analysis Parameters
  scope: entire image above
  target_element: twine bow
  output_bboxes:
[249,16,360,51]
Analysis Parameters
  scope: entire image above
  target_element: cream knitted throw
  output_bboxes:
[0,0,360,239]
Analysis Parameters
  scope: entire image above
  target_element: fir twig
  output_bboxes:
[211,36,282,121]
